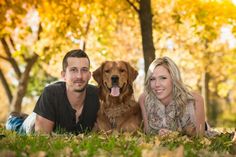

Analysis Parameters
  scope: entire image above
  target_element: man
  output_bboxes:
[6,49,99,134]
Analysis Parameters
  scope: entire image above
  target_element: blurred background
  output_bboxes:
[0,0,236,128]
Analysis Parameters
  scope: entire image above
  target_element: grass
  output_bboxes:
[0,125,235,157]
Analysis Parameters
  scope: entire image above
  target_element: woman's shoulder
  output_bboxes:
[189,92,204,111]
[138,93,146,103]
[191,92,204,102]
[138,93,146,105]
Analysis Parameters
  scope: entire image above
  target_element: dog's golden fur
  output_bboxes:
[93,61,142,132]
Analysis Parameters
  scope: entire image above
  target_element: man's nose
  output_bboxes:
[76,70,83,78]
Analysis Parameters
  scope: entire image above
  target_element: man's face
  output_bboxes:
[62,57,91,92]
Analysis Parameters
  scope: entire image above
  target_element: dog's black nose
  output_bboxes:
[111,75,119,84]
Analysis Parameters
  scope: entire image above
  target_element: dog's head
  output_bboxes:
[93,61,138,98]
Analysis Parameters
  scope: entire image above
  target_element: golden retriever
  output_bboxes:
[93,61,142,132]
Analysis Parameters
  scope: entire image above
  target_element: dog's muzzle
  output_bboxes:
[111,75,119,86]
[110,75,120,97]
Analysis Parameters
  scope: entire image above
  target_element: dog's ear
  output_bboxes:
[93,62,105,84]
[93,62,106,85]
[124,61,138,84]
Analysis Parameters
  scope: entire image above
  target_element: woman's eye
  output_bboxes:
[150,77,155,81]
[160,76,167,79]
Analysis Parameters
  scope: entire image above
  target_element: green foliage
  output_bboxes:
[27,66,57,97]
[209,132,233,152]
[0,125,235,157]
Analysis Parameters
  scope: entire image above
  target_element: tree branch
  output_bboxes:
[37,22,42,40]
[9,36,16,51]
[0,38,21,78]
[82,15,92,51]
[126,0,140,13]
[0,54,9,61]
[0,68,12,103]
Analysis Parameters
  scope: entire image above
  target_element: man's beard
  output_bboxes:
[74,82,88,93]
[74,87,86,92]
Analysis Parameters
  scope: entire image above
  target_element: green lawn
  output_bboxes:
[0,125,235,157]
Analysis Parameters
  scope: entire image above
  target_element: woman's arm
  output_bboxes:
[138,93,149,133]
[192,92,205,136]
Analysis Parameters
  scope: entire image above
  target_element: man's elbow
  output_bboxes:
[35,115,54,134]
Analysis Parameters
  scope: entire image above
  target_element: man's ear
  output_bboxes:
[88,71,92,80]
[61,71,66,80]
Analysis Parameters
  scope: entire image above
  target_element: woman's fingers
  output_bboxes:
[158,128,172,136]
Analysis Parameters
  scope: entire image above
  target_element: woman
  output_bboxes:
[139,57,205,136]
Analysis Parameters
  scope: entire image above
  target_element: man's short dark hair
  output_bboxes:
[62,49,90,72]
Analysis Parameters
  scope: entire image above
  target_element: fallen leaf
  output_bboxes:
[0,150,16,157]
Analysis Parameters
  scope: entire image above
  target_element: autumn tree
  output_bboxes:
[0,0,93,112]
[0,1,41,112]
[0,0,143,113]
[126,0,155,74]
[1,0,236,127]
[171,0,236,123]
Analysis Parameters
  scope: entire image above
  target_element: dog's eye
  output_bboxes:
[104,70,110,73]
[120,69,125,73]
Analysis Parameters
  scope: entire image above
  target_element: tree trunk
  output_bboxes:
[10,54,38,112]
[201,71,210,121]
[139,0,155,74]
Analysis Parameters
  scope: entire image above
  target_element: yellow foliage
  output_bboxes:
[0,0,236,125]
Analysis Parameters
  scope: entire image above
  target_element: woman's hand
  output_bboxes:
[158,128,173,136]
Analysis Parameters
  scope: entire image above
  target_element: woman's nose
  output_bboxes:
[155,79,161,87]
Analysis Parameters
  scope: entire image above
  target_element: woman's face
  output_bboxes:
[150,65,173,105]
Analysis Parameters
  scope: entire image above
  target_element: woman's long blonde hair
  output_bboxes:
[144,56,194,116]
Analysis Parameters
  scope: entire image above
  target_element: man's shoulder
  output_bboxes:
[86,84,99,96]
[86,84,98,91]
[44,81,65,93]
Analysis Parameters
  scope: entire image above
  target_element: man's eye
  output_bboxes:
[70,68,77,72]
[81,68,89,73]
